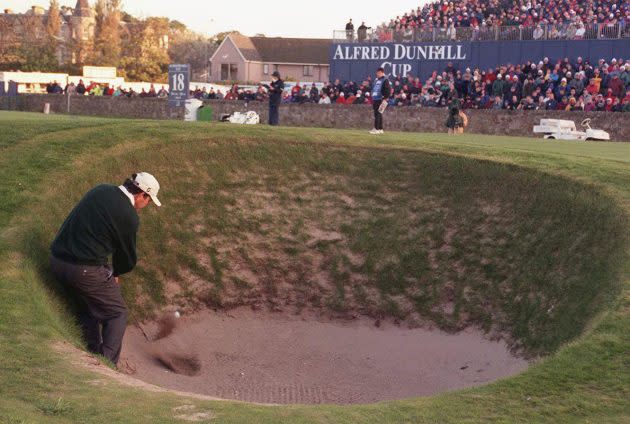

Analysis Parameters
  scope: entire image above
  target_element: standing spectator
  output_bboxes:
[64,82,77,96]
[345,19,355,41]
[157,86,168,98]
[76,79,86,95]
[357,22,370,42]
[609,75,626,98]
[309,84,319,102]
[291,82,301,100]
[492,74,505,97]
[264,71,284,126]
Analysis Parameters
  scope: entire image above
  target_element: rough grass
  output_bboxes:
[0,111,629,423]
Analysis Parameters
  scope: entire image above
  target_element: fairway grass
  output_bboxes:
[0,111,628,423]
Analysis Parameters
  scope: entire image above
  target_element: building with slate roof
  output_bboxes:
[209,33,331,83]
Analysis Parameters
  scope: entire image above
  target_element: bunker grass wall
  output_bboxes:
[1,94,629,140]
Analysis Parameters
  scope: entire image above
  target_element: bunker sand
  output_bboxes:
[122,308,528,405]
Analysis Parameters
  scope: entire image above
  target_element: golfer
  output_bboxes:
[370,67,391,134]
[50,172,161,366]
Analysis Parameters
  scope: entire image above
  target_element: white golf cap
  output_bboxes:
[133,172,161,206]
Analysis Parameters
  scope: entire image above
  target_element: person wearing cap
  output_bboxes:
[49,172,161,367]
[264,71,284,126]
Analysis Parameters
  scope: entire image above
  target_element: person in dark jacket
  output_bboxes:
[345,19,354,41]
[264,71,284,125]
[370,67,392,134]
[357,22,370,42]
[76,79,86,95]
[50,172,161,366]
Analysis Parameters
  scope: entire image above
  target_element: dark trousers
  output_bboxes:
[269,102,280,126]
[373,100,384,130]
[50,256,128,365]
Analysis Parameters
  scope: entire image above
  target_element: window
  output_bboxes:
[220,63,239,81]
[303,65,313,76]
[263,64,269,75]
[273,64,279,72]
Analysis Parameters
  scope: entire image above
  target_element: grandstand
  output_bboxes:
[327,0,629,112]
[335,0,629,42]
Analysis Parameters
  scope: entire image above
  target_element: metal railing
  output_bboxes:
[333,22,628,43]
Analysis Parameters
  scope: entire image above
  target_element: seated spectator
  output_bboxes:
[492,95,503,109]
[545,92,558,110]
[318,93,331,104]
[523,96,537,110]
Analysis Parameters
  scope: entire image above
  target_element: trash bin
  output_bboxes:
[184,99,203,121]
[43,103,51,114]
[197,106,213,122]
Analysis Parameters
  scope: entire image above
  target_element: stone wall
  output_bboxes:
[1,94,628,141]
[205,100,629,141]
[0,94,183,120]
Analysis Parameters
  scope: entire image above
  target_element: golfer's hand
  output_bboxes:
[115,277,120,285]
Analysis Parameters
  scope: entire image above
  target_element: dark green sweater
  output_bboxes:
[51,184,139,276]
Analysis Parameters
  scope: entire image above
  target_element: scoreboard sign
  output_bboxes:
[168,64,190,107]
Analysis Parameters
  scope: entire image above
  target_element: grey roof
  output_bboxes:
[230,34,331,64]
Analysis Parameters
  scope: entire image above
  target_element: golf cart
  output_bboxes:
[533,118,610,141]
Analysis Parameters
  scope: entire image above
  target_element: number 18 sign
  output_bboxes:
[168,64,190,107]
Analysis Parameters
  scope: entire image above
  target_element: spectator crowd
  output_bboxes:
[212,56,630,113]
[44,56,630,112]
[344,0,629,41]
[47,80,170,98]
